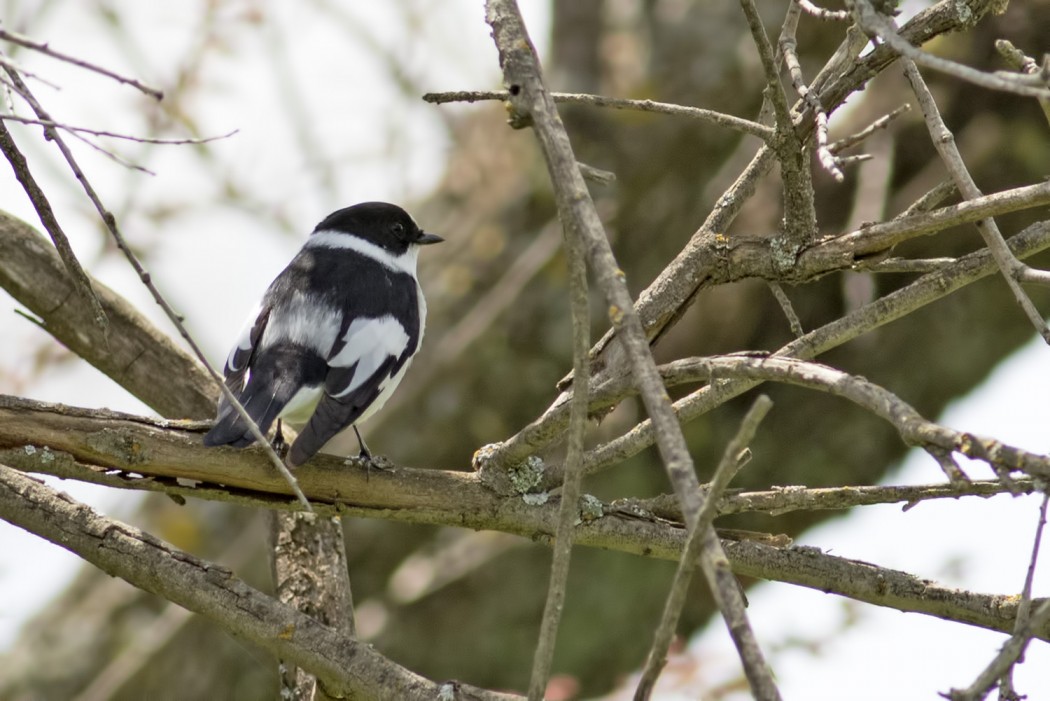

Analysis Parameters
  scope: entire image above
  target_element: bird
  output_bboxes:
[203,201,442,467]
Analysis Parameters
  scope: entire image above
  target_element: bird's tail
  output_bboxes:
[203,347,325,448]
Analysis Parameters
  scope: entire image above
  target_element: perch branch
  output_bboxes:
[0,396,1046,644]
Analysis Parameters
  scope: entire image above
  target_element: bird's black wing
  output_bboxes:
[287,314,414,466]
[203,303,273,447]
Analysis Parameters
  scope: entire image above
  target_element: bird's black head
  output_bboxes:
[312,202,443,255]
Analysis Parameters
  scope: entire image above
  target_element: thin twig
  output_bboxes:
[1,65,311,510]
[849,0,1050,100]
[634,395,773,701]
[902,60,1050,343]
[767,282,805,337]
[423,90,775,140]
[781,28,843,181]
[743,0,818,250]
[796,0,851,21]
[1004,492,1050,697]
[0,113,238,144]
[829,104,911,153]
[0,27,163,99]
[527,186,592,700]
[946,493,1050,701]
[994,39,1050,127]
[0,119,107,331]
[0,51,61,89]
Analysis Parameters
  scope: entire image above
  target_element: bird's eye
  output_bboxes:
[391,222,405,238]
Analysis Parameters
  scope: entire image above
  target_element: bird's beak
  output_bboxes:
[416,231,444,245]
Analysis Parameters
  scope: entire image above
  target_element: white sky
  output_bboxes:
[0,2,1046,699]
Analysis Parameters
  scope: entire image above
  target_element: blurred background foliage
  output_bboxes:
[1,0,1049,698]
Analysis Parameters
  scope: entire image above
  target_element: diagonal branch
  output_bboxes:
[490,3,780,697]
[848,0,1050,100]
[0,209,215,419]
[901,59,1050,343]
[635,395,773,700]
[527,171,592,700]
[2,64,309,508]
[0,121,108,331]
[489,219,1050,474]
[0,27,163,98]
[584,220,1050,474]
[947,494,1050,701]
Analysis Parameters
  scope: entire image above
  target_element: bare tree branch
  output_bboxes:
[0,122,108,331]
[423,90,775,140]
[0,465,518,701]
[527,169,592,701]
[635,395,773,700]
[0,210,215,419]
[483,2,780,697]
[584,221,1050,474]
[848,0,1050,100]
[488,220,1050,476]
[902,59,1050,343]
[1,395,1045,646]
[0,28,163,99]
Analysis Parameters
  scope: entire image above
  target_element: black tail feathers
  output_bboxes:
[203,346,326,449]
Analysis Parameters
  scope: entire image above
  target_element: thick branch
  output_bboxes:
[581,0,1018,374]
[491,220,1050,473]
[0,210,215,419]
[0,465,516,701]
[0,395,1044,643]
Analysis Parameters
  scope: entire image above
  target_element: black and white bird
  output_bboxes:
[203,201,442,467]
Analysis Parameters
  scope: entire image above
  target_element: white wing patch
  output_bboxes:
[328,315,410,399]
[225,303,262,372]
[262,291,341,355]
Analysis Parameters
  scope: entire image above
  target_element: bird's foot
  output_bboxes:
[343,451,392,480]
[271,420,289,459]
